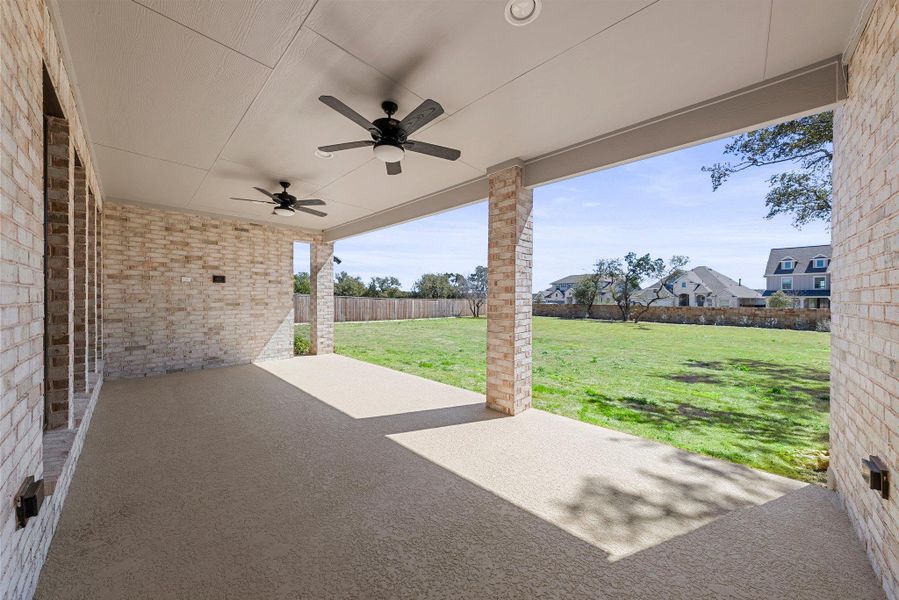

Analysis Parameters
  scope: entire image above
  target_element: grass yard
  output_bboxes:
[295,317,830,483]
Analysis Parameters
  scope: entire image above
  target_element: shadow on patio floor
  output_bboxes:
[35,356,884,600]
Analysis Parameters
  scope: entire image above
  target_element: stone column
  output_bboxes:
[86,190,96,374]
[44,116,73,430]
[72,169,87,392]
[486,162,533,415]
[309,237,334,355]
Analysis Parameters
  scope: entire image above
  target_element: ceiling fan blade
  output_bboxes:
[386,161,402,175]
[253,187,275,199]
[296,206,328,217]
[319,96,380,134]
[398,99,443,136]
[317,141,374,152]
[402,140,460,161]
[294,198,326,206]
[230,197,274,204]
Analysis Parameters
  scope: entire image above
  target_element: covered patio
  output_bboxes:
[36,355,882,599]
[2,0,897,598]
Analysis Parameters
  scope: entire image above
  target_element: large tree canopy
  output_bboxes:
[366,276,404,298]
[703,112,833,228]
[333,271,367,297]
[293,272,311,295]
[412,272,465,298]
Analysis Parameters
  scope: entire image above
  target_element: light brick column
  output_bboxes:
[96,205,103,366]
[44,117,73,430]
[86,190,96,374]
[72,170,88,392]
[309,237,335,355]
[830,0,899,596]
[486,163,533,415]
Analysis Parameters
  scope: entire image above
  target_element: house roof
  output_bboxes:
[50,2,861,241]
[641,266,762,301]
[691,266,763,300]
[549,274,593,286]
[765,245,832,275]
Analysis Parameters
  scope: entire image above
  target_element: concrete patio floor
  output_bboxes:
[36,355,883,599]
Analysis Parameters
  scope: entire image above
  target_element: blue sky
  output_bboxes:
[293,136,830,291]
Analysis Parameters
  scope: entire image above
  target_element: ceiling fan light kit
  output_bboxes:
[229,181,327,219]
[317,96,461,175]
[373,142,404,163]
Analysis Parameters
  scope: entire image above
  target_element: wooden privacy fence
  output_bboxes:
[294,295,472,323]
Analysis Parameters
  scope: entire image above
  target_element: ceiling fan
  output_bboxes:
[317,96,461,175]
[230,181,327,218]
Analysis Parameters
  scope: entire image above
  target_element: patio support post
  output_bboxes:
[86,190,96,376]
[44,116,73,430]
[310,236,334,354]
[486,161,533,415]
[72,163,88,393]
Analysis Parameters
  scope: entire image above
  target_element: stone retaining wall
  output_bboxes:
[534,303,831,331]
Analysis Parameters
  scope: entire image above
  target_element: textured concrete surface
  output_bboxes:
[36,355,884,599]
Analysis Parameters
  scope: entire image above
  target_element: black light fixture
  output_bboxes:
[15,476,44,529]
[862,455,890,499]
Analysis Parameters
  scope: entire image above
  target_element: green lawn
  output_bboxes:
[295,317,830,483]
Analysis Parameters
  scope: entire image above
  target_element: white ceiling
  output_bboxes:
[52,0,867,237]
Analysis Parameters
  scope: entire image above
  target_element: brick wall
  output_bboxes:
[830,1,899,598]
[1,0,104,598]
[102,203,299,378]
[534,303,832,331]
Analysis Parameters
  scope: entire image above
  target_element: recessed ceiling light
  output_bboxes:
[505,0,541,26]
[315,149,334,159]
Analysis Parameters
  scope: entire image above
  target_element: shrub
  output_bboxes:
[294,331,310,355]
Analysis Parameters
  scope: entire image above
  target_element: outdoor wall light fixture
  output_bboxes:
[861,455,889,500]
[505,0,541,26]
[15,476,45,529]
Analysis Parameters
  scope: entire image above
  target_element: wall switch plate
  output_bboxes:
[181,276,192,283]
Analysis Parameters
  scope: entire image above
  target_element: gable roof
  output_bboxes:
[549,274,593,286]
[691,266,763,299]
[765,245,832,276]
[641,266,762,300]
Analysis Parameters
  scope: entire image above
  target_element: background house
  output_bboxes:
[762,245,831,308]
[639,266,765,308]
[539,274,613,304]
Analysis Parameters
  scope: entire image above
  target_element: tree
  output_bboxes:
[703,112,832,228]
[572,274,605,317]
[365,276,404,298]
[293,272,311,294]
[767,290,793,308]
[412,273,464,298]
[534,291,545,304]
[463,266,488,317]
[333,271,366,297]
[594,253,688,322]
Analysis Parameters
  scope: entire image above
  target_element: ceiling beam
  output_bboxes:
[322,56,845,242]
